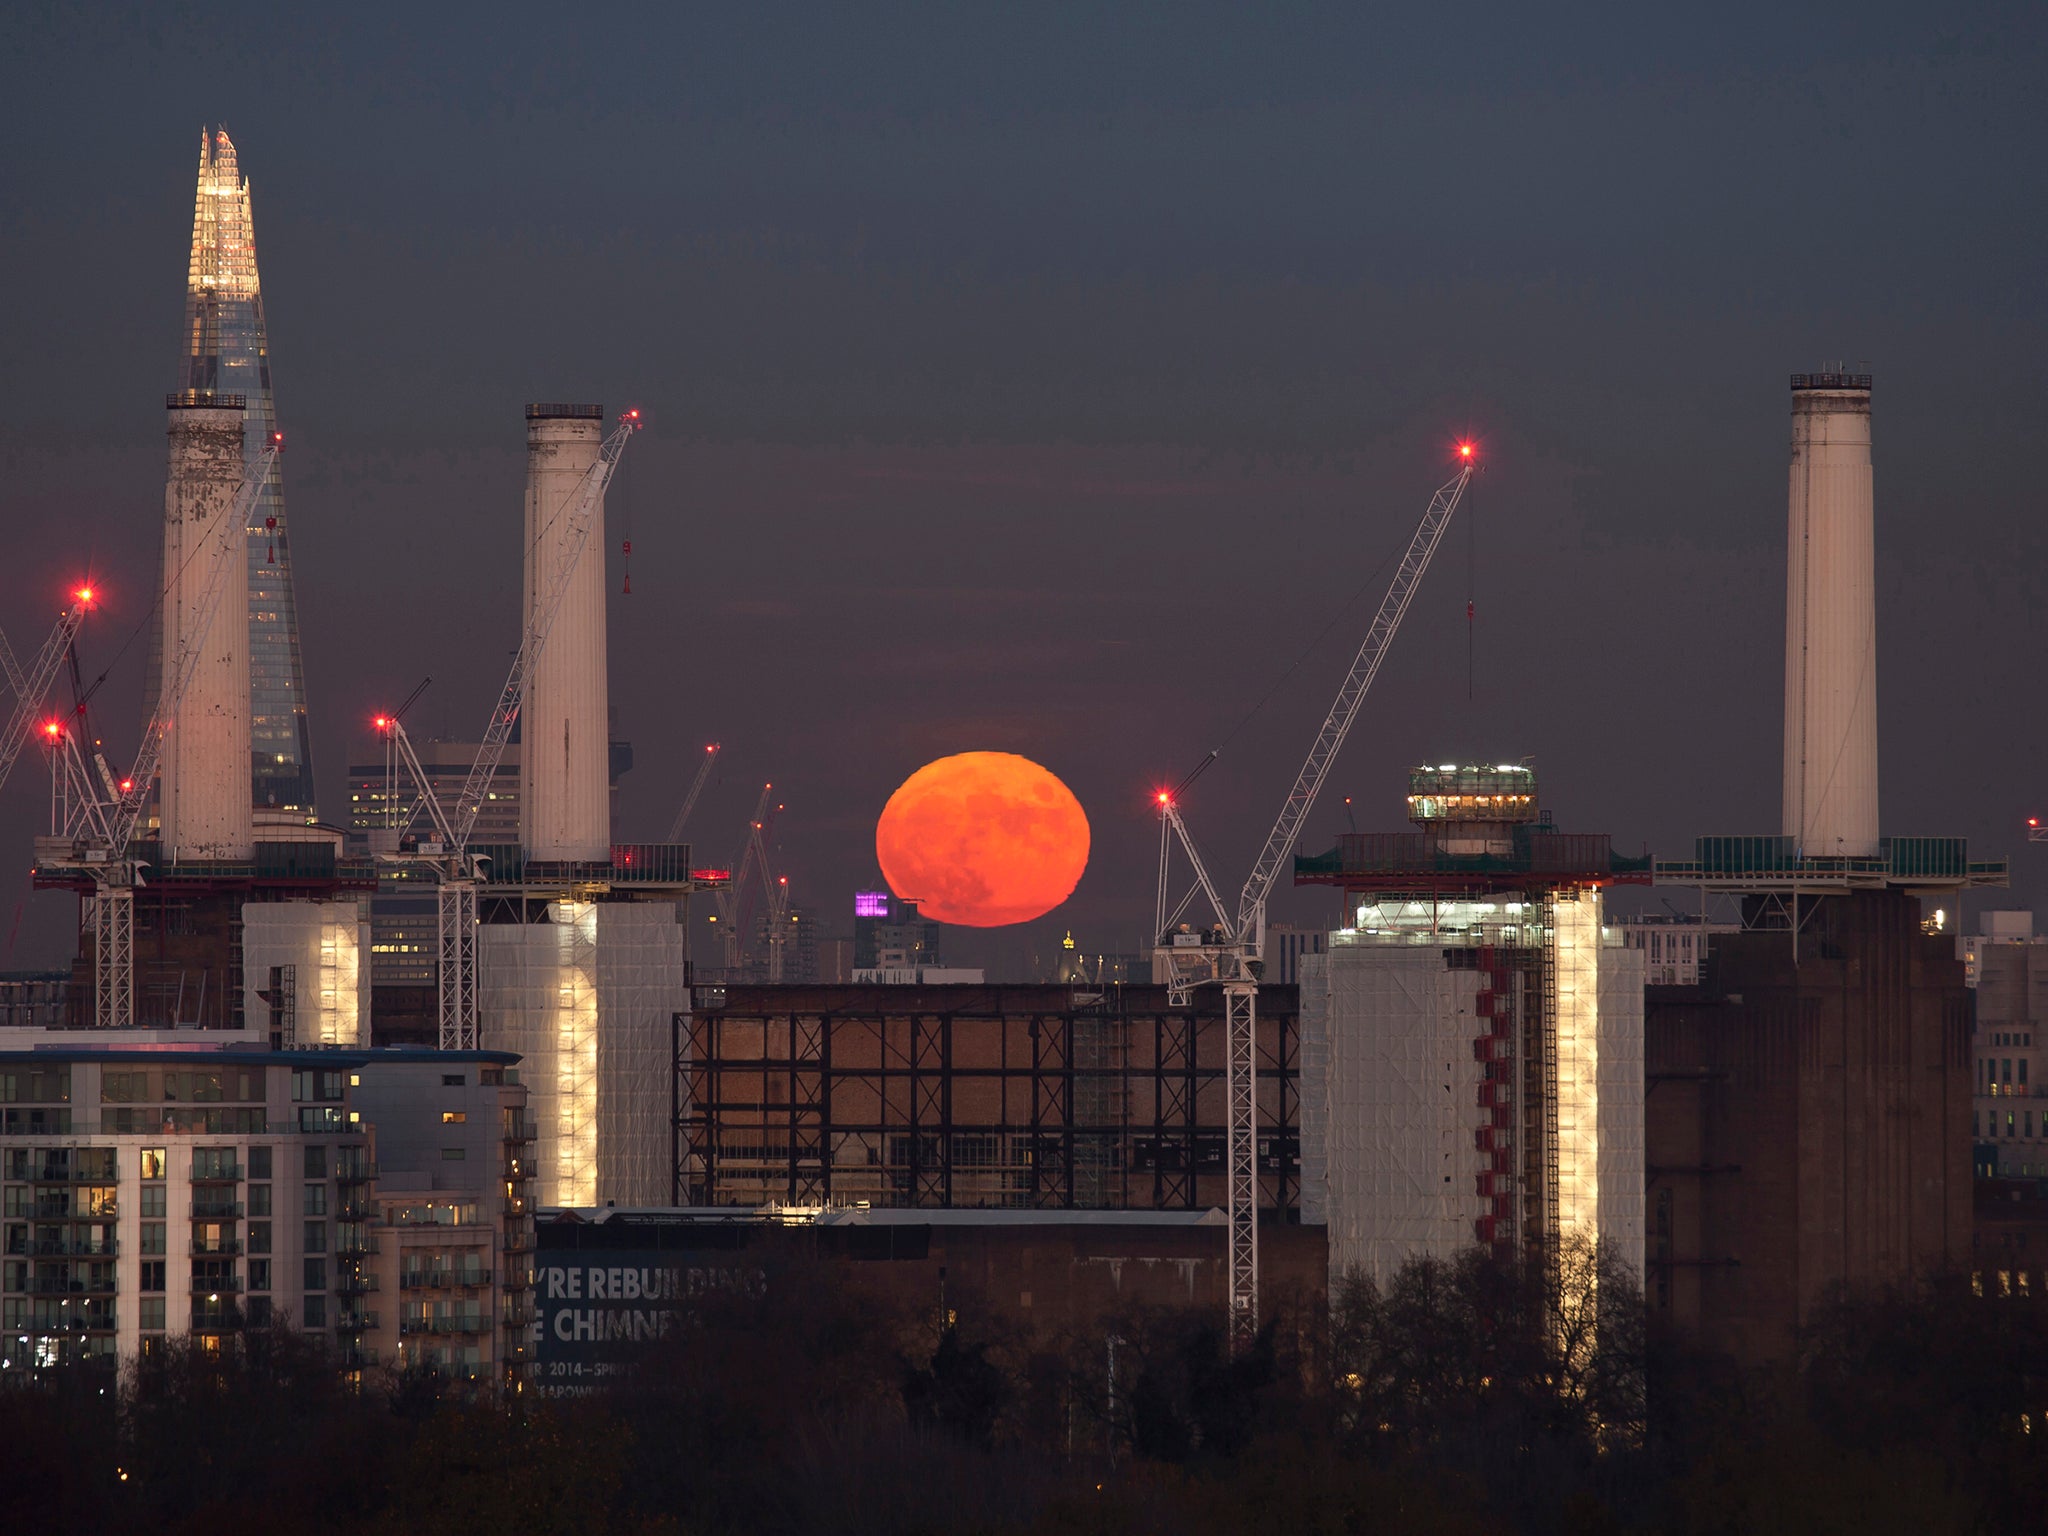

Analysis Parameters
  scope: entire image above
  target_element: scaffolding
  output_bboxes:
[674,986,1298,1217]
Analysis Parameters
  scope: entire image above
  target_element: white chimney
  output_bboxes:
[520,404,611,862]
[158,394,252,862]
[1782,370,1879,858]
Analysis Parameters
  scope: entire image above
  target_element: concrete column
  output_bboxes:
[520,406,610,862]
[1782,373,1879,858]
[159,395,252,862]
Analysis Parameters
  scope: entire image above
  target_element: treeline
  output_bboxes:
[5,1242,2047,1534]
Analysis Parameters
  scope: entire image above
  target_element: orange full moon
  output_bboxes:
[875,752,1091,928]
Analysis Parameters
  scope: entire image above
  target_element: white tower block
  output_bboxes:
[520,405,611,861]
[1782,371,1879,858]
[159,396,253,862]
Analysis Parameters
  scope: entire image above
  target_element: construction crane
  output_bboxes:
[41,437,283,1028]
[0,584,96,796]
[666,742,721,843]
[709,782,780,978]
[378,409,642,1049]
[1155,444,1477,1344]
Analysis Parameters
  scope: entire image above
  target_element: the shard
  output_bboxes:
[156,127,317,815]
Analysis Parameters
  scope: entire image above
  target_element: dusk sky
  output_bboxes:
[3,3,2045,970]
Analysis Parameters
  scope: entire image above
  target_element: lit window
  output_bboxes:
[442,1111,466,1124]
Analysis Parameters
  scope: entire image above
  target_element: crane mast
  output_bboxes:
[40,438,281,1029]
[375,409,641,1050]
[1159,449,1475,1344]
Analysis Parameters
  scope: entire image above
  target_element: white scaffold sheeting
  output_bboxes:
[1597,939,1647,1280]
[1312,946,1482,1281]
[594,903,687,1208]
[482,901,685,1210]
[1298,952,1331,1228]
[240,899,367,1046]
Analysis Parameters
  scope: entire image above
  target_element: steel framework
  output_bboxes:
[1154,455,1474,1343]
[671,987,1300,1219]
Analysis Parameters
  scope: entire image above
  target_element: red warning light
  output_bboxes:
[119,779,133,794]
[1458,442,1475,460]
[41,720,61,739]
[73,585,96,607]
[373,716,390,731]
[1156,791,1172,806]
[2032,818,2042,829]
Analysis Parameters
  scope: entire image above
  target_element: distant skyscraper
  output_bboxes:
[169,127,317,815]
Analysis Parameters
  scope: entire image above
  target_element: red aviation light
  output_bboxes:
[73,584,96,607]
[373,716,390,731]
[40,720,62,740]
[1457,441,1476,461]
[1156,790,1172,806]
[119,779,134,794]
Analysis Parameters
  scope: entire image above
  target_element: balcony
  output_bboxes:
[336,1233,379,1259]
[400,1314,488,1336]
[335,1309,378,1334]
[503,1116,537,1146]
[189,1199,243,1221]
[501,1299,536,1327]
[12,1238,118,1258]
[189,1237,243,1257]
[334,1159,378,1186]
[337,1193,376,1221]
[337,1271,380,1296]
[189,1163,243,1184]
[501,1228,534,1254]
[339,1345,379,1370]
[400,1267,491,1291]
[189,1278,245,1295]
[26,1275,117,1295]
[189,1306,243,1333]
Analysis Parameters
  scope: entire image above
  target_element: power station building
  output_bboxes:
[1645,372,2006,1364]
[1293,765,1651,1285]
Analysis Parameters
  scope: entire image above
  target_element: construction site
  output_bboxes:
[0,128,2018,1374]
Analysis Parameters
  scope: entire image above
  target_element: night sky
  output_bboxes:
[3,3,2045,973]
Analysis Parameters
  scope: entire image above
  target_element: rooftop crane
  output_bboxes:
[1155,444,1476,1344]
[0,585,96,796]
[41,437,283,1028]
[666,742,721,844]
[379,409,642,1049]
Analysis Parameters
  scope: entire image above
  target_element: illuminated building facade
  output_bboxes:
[165,127,316,815]
[1293,765,1649,1284]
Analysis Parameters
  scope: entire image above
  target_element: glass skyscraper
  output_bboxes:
[161,127,317,814]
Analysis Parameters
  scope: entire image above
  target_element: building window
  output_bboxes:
[304,1147,327,1180]
[246,1296,272,1327]
[249,1183,272,1217]
[304,1258,326,1291]
[442,1111,466,1124]
[249,1259,271,1293]
[2025,1061,2032,1087]
[140,1261,164,1292]
[302,1295,326,1329]
[441,1148,466,1161]
[248,1222,271,1255]
[140,1186,166,1219]
[141,1222,165,1256]
[304,1183,327,1216]
[304,1221,327,1255]
[141,1148,166,1180]
[442,1074,465,1087]
[248,1145,272,1180]
[139,1296,166,1332]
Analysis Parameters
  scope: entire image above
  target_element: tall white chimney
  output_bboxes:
[520,404,611,862]
[1782,370,1879,858]
[158,393,253,862]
